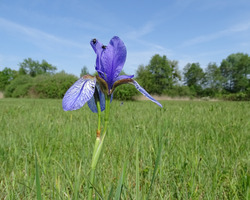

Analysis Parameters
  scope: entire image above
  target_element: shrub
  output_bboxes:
[113,84,139,100]
[223,92,249,101]
[33,73,78,99]
[4,75,33,97]
[164,85,195,97]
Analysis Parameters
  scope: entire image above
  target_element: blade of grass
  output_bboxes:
[88,181,104,200]
[73,162,81,200]
[146,142,163,200]
[115,161,127,200]
[136,143,140,200]
[107,185,114,200]
[35,153,42,200]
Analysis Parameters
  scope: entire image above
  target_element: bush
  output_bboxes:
[223,92,249,101]
[4,75,33,97]
[113,84,139,100]
[32,73,78,98]
[164,85,195,97]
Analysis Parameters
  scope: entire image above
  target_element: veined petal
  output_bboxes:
[62,75,96,111]
[100,36,127,89]
[87,83,106,113]
[130,80,162,107]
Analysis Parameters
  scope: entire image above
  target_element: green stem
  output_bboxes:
[88,95,111,200]
[97,101,101,132]
[103,95,110,134]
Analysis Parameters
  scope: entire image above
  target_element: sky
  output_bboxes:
[0,0,250,77]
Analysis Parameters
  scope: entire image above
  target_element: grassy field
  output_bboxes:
[0,98,249,199]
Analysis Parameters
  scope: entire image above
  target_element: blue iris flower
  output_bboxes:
[62,36,162,112]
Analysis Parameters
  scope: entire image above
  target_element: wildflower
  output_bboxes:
[62,36,162,112]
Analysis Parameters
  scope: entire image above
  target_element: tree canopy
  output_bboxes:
[220,53,250,92]
[19,58,57,77]
[136,54,181,94]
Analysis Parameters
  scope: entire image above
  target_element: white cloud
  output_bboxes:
[180,21,250,47]
[124,21,155,40]
[0,17,86,49]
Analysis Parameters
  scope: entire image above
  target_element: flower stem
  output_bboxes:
[88,100,101,200]
[88,95,111,200]
[103,95,110,134]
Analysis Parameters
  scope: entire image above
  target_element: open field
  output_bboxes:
[0,99,249,199]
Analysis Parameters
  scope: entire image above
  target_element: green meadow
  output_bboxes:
[0,99,249,199]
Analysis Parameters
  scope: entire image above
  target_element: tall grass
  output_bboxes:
[0,99,249,199]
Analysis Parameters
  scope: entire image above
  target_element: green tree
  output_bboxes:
[19,58,57,77]
[204,62,223,91]
[220,53,250,92]
[40,60,57,74]
[136,54,181,94]
[183,63,205,86]
[183,63,205,95]
[80,66,89,77]
[0,67,18,90]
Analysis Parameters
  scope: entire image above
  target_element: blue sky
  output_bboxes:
[0,0,250,77]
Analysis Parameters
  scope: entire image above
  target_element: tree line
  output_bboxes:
[136,53,250,100]
[0,53,249,100]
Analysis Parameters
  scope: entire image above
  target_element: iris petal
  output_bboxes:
[131,80,162,107]
[90,39,104,73]
[115,75,134,81]
[100,36,127,89]
[62,76,96,111]
[87,83,106,113]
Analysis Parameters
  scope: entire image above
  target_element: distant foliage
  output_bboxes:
[166,85,195,97]
[113,83,139,100]
[32,73,78,98]
[19,58,57,77]
[136,54,181,94]
[4,73,78,99]
[80,66,89,77]
[2,53,250,101]
[0,67,18,90]
[220,53,250,93]
[5,75,33,97]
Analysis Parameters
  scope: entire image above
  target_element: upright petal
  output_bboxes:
[87,83,106,113]
[90,38,105,77]
[90,38,103,54]
[130,80,162,107]
[100,36,127,89]
[62,75,96,111]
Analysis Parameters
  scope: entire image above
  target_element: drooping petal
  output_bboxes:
[87,83,106,113]
[115,74,134,81]
[110,78,133,94]
[100,36,127,89]
[130,80,162,107]
[62,75,96,111]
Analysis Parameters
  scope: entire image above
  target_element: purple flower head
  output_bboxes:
[62,36,162,112]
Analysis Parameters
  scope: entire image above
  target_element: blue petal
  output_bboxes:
[100,36,127,89]
[90,39,105,75]
[87,83,106,113]
[131,80,162,107]
[115,74,134,81]
[62,76,96,111]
